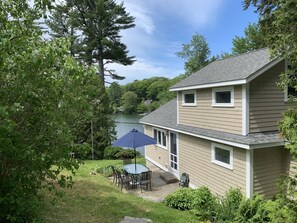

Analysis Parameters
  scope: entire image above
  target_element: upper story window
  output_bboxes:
[182,90,196,106]
[211,143,233,170]
[212,87,234,107]
[153,128,167,148]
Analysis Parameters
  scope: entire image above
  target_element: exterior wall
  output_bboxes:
[249,60,287,133]
[253,147,285,198]
[178,134,246,197]
[144,125,169,170]
[178,85,242,134]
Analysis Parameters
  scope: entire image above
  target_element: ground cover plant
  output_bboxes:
[40,160,198,223]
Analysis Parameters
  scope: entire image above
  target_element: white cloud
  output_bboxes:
[123,1,155,35]
[107,58,183,84]
[113,0,225,84]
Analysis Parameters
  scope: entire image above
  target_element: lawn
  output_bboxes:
[40,159,197,223]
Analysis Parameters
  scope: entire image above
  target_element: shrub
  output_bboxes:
[191,186,217,221]
[235,194,268,222]
[164,188,196,210]
[115,149,140,159]
[215,188,244,222]
[94,164,123,177]
[104,146,123,159]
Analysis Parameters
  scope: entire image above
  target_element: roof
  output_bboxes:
[170,48,280,91]
[140,98,285,149]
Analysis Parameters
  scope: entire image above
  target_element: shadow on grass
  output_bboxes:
[41,175,197,223]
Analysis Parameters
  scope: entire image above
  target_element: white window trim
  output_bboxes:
[211,142,233,170]
[182,90,197,106]
[153,128,168,150]
[212,87,234,107]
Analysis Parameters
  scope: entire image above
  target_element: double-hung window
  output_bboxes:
[211,143,233,170]
[182,90,196,106]
[212,87,234,107]
[153,129,167,148]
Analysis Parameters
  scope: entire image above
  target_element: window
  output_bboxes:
[182,90,196,106]
[212,87,234,107]
[211,143,233,169]
[153,128,167,148]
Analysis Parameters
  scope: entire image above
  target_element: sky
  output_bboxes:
[107,0,260,85]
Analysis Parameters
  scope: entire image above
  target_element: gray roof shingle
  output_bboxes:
[170,48,277,90]
[140,98,284,148]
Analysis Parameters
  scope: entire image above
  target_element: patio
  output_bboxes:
[110,166,180,202]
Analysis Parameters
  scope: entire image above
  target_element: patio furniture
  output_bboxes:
[139,170,152,192]
[116,169,132,191]
[179,172,189,187]
[123,164,150,188]
[110,165,118,184]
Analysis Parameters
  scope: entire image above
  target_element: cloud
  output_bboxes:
[107,58,183,84]
[112,0,225,84]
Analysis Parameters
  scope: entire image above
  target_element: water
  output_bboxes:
[114,114,145,155]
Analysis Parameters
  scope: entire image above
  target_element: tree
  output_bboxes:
[244,0,297,207]
[47,0,136,84]
[232,22,267,55]
[46,4,77,56]
[0,0,117,221]
[121,91,138,114]
[176,33,211,76]
[107,82,123,112]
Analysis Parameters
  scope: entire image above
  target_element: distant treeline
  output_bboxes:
[107,75,185,114]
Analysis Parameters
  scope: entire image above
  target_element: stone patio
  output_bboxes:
[111,166,181,202]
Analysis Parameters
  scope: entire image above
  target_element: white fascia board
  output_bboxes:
[140,121,250,149]
[249,141,285,149]
[169,79,246,92]
[246,58,283,83]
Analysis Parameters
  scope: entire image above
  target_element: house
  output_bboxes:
[140,48,297,199]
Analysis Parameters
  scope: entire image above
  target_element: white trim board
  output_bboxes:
[246,150,254,198]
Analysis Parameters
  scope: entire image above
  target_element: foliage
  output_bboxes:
[115,149,140,159]
[215,188,244,222]
[232,22,267,55]
[103,146,123,159]
[164,188,196,210]
[244,0,297,203]
[93,163,123,177]
[72,142,92,159]
[107,82,123,112]
[190,187,217,221]
[121,91,138,114]
[47,0,136,83]
[164,187,296,223]
[176,33,211,76]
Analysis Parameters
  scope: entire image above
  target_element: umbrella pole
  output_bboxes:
[134,148,137,171]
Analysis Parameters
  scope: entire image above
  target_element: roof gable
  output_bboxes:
[170,48,279,91]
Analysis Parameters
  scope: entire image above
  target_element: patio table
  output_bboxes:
[123,164,149,188]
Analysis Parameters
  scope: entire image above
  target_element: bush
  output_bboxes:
[215,188,244,222]
[191,187,217,221]
[164,188,196,210]
[115,149,140,159]
[104,146,123,159]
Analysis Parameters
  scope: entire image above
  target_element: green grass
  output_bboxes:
[40,159,197,223]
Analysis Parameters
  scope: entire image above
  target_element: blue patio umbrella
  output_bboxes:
[112,128,156,168]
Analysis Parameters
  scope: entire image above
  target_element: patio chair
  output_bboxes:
[110,165,118,184]
[139,170,152,192]
[116,169,132,191]
[179,172,189,187]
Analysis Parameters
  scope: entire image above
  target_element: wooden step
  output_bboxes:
[160,172,179,184]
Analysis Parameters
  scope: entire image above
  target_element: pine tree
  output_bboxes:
[47,0,136,84]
